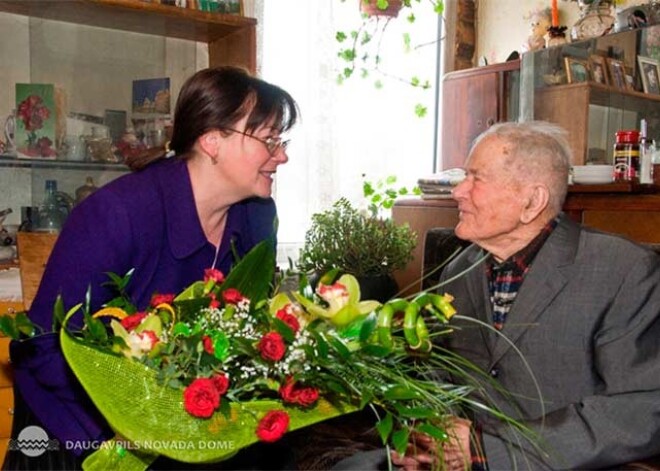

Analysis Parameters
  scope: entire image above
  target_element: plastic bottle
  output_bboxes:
[36,180,65,233]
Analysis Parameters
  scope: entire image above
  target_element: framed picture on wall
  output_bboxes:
[564,57,589,84]
[606,58,627,90]
[589,55,608,85]
[637,55,660,95]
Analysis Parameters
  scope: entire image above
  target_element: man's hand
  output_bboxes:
[390,417,472,471]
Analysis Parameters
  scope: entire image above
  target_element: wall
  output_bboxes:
[476,0,649,65]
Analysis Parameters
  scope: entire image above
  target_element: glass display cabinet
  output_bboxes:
[519,23,660,166]
[0,0,256,228]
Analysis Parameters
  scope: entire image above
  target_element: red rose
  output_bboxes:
[258,332,286,362]
[120,312,147,331]
[183,378,220,418]
[256,410,289,443]
[208,293,220,309]
[276,309,300,333]
[222,288,245,305]
[212,373,229,395]
[150,293,175,307]
[279,378,319,407]
[204,268,225,284]
[202,335,215,355]
[296,387,319,407]
[279,378,298,404]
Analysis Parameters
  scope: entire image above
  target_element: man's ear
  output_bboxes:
[520,184,549,224]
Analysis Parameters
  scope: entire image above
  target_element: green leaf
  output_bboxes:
[273,318,295,343]
[15,312,36,337]
[415,104,427,118]
[392,428,410,455]
[221,241,275,302]
[416,422,449,442]
[359,313,377,342]
[0,316,19,340]
[336,31,347,42]
[86,317,109,343]
[328,336,351,360]
[376,413,394,444]
[53,295,66,332]
[383,385,421,400]
[393,403,434,419]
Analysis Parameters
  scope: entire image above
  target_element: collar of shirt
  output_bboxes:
[487,217,559,276]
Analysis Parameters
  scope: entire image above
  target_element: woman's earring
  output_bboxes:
[210,155,218,165]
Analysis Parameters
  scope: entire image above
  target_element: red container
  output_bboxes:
[613,130,640,181]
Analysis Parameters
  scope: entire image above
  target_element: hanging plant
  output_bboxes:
[335,0,445,117]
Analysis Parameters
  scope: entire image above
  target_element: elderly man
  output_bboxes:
[392,121,660,470]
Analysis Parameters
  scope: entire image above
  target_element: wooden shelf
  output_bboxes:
[536,82,660,107]
[568,182,658,193]
[0,0,256,44]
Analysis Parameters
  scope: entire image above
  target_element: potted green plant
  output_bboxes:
[335,0,445,117]
[297,196,417,303]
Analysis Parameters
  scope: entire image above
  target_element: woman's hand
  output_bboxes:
[390,417,472,471]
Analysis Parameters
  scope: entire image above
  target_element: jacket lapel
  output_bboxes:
[488,216,580,366]
[461,247,497,355]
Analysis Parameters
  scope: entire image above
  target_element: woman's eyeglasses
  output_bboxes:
[223,128,289,157]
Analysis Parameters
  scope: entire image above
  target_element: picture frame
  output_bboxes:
[589,55,609,85]
[564,57,589,84]
[132,77,171,115]
[637,55,660,95]
[606,58,627,90]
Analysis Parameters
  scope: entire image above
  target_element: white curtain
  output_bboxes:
[259,0,440,266]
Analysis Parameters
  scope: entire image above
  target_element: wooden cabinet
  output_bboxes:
[441,60,520,170]
[534,82,660,165]
[0,0,257,73]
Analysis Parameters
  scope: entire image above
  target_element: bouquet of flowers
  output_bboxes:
[2,241,532,470]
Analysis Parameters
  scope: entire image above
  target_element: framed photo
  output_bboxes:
[589,55,608,85]
[132,77,171,115]
[564,57,589,84]
[637,55,660,95]
[606,58,627,90]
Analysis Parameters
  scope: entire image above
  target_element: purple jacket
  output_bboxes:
[10,158,277,453]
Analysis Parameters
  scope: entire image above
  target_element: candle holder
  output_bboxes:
[546,25,568,47]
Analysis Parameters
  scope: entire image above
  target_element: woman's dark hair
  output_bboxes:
[127,66,298,170]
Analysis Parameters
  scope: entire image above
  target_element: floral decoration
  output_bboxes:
[1,241,535,470]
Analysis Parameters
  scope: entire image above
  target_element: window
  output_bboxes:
[261,1,442,266]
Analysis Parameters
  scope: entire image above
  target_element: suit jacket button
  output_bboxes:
[490,367,499,378]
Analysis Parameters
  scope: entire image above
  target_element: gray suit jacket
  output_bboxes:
[438,215,660,470]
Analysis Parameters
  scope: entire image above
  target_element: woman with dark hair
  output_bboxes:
[6,66,299,470]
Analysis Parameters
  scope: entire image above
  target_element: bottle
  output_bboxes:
[613,130,640,182]
[36,180,65,233]
[639,120,654,185]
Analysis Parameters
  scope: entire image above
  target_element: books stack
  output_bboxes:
[148,0,243,14]
[417,168,466,199]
